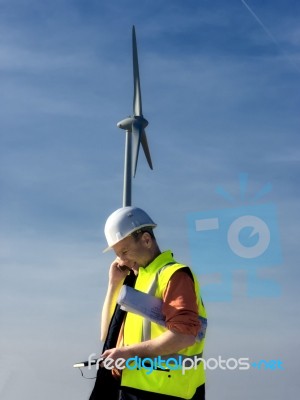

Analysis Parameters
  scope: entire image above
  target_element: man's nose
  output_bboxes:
[117,256,128,265]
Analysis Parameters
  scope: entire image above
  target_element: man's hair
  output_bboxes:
[131,228,156,241]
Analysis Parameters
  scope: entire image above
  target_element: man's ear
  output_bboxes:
[141,232,152,248]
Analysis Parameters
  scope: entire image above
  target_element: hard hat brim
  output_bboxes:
[103,244,113,253]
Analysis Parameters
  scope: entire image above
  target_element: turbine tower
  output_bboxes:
[117,25,153,207]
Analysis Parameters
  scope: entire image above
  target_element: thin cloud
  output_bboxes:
[240,0,280,46]
[240,0,300,71]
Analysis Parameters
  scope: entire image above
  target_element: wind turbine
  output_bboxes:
[117,25,153,207]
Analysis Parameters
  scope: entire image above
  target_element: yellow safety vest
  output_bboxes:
[121,250,207,399]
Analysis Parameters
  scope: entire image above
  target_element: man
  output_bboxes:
[100,206,207,400]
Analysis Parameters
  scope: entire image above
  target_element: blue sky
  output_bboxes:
[1,0,299,399]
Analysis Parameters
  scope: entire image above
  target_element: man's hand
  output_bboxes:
[101,346,133,364]
[108,258,130,287]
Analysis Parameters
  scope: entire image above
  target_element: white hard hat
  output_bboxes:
[103,206,157,252]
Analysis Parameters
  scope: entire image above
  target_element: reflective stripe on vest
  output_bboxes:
[142,261,176,342]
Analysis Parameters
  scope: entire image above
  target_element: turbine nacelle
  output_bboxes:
[117,116,149,131]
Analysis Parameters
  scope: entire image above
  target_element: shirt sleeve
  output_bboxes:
[162,268,200,337]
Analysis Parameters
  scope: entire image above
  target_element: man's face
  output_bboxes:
[112,232,150,269]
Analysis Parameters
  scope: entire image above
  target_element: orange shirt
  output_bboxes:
[162,268,200,337]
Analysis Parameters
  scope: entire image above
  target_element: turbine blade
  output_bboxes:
[141,130,153,170]
[132,120,141,177]
[132,25,143,117]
